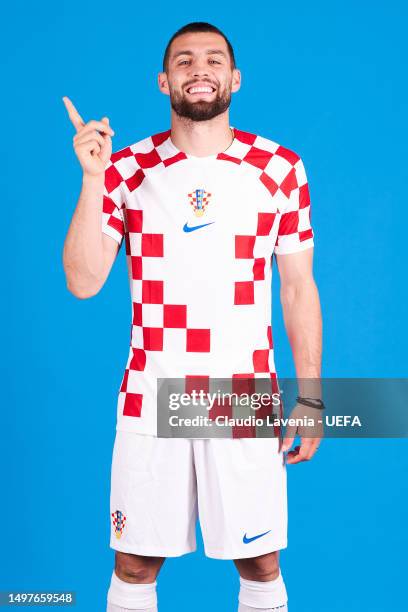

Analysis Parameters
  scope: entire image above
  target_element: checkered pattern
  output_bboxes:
[101,127,314,436]
[117,208,211,418]
[182,323,281,439]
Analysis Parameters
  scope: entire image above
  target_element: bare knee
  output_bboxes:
[234,551,280,582]
[114,551,165,583]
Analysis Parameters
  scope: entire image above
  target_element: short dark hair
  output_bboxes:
[162,22,236,72]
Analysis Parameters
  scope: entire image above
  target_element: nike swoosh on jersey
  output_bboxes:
[242,530,272,544]
[183,222,214,232]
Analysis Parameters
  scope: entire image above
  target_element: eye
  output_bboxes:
[209,59,221,64]
[178,60,190,65]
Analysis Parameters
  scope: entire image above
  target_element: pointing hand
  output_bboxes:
[62,96,115,177]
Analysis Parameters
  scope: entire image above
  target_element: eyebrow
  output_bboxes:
[171,49,227,61]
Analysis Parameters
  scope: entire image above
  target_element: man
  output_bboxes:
[63,21,322,612]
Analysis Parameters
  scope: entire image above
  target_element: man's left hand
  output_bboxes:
[281,403,324,463]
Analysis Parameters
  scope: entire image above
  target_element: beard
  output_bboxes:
[169,83,232,122]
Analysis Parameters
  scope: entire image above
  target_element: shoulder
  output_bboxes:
[105,130,170,190]
[110,130,168,163]
[234,127,305,171]
[232,129,309,201]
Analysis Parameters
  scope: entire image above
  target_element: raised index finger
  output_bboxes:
[62,96,85,132]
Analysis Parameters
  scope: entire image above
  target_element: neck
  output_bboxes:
[169,111,233,158]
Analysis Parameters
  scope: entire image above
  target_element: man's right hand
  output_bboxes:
[62,96,115,177]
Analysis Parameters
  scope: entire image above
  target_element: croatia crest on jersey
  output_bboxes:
[111,509,127,539]
[188,188,212,217]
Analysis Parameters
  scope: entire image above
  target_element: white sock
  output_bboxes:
[107,570,157,611]
[107,605,157,612]
[238,605,287,612]
[238,571,288,611]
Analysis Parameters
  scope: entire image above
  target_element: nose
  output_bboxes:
[191,58,210,78]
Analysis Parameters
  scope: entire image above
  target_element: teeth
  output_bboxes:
[188,86,214,94]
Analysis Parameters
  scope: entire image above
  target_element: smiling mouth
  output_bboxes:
[185,85,216,95]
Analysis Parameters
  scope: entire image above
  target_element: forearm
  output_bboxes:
[280,278,322,395]
[63,174,106,297]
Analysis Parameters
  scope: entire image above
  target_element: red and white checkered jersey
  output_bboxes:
[102,127,314,435]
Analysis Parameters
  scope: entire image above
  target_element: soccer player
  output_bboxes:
[63,21,322,612]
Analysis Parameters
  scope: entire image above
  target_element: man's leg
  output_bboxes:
[108,432,198,610]
[107,552,165,611]
[234,551,288,612]
[192,437,288,609]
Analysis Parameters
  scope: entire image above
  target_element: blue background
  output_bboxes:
[1,0,407,610]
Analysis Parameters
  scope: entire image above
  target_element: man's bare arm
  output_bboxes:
[62,97,119,299]
[276,248,322,378]
[63,175,120,298]
[275,247,323,461]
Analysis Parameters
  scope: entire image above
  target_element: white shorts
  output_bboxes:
[109,431,287,560]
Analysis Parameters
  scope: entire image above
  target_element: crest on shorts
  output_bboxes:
[111,509,127,539]
[188,188,212,217]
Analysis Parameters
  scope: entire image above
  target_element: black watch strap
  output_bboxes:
[296,396,325,410]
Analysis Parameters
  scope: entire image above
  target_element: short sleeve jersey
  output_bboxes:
[102,127,314,436]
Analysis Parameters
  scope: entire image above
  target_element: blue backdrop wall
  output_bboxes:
[1,1,407,610]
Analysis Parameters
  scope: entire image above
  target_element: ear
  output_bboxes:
[231,68,242,94]
[158,72,170,96]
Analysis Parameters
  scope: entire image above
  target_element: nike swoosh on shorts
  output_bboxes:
[242,530,272,544]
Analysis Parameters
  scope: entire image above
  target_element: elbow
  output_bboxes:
[280,278,319,315]
[280,276,316,298]
[62,235,115,299]
[63,258,105,299]
[280,284,298,310]
[66,279,103,299]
